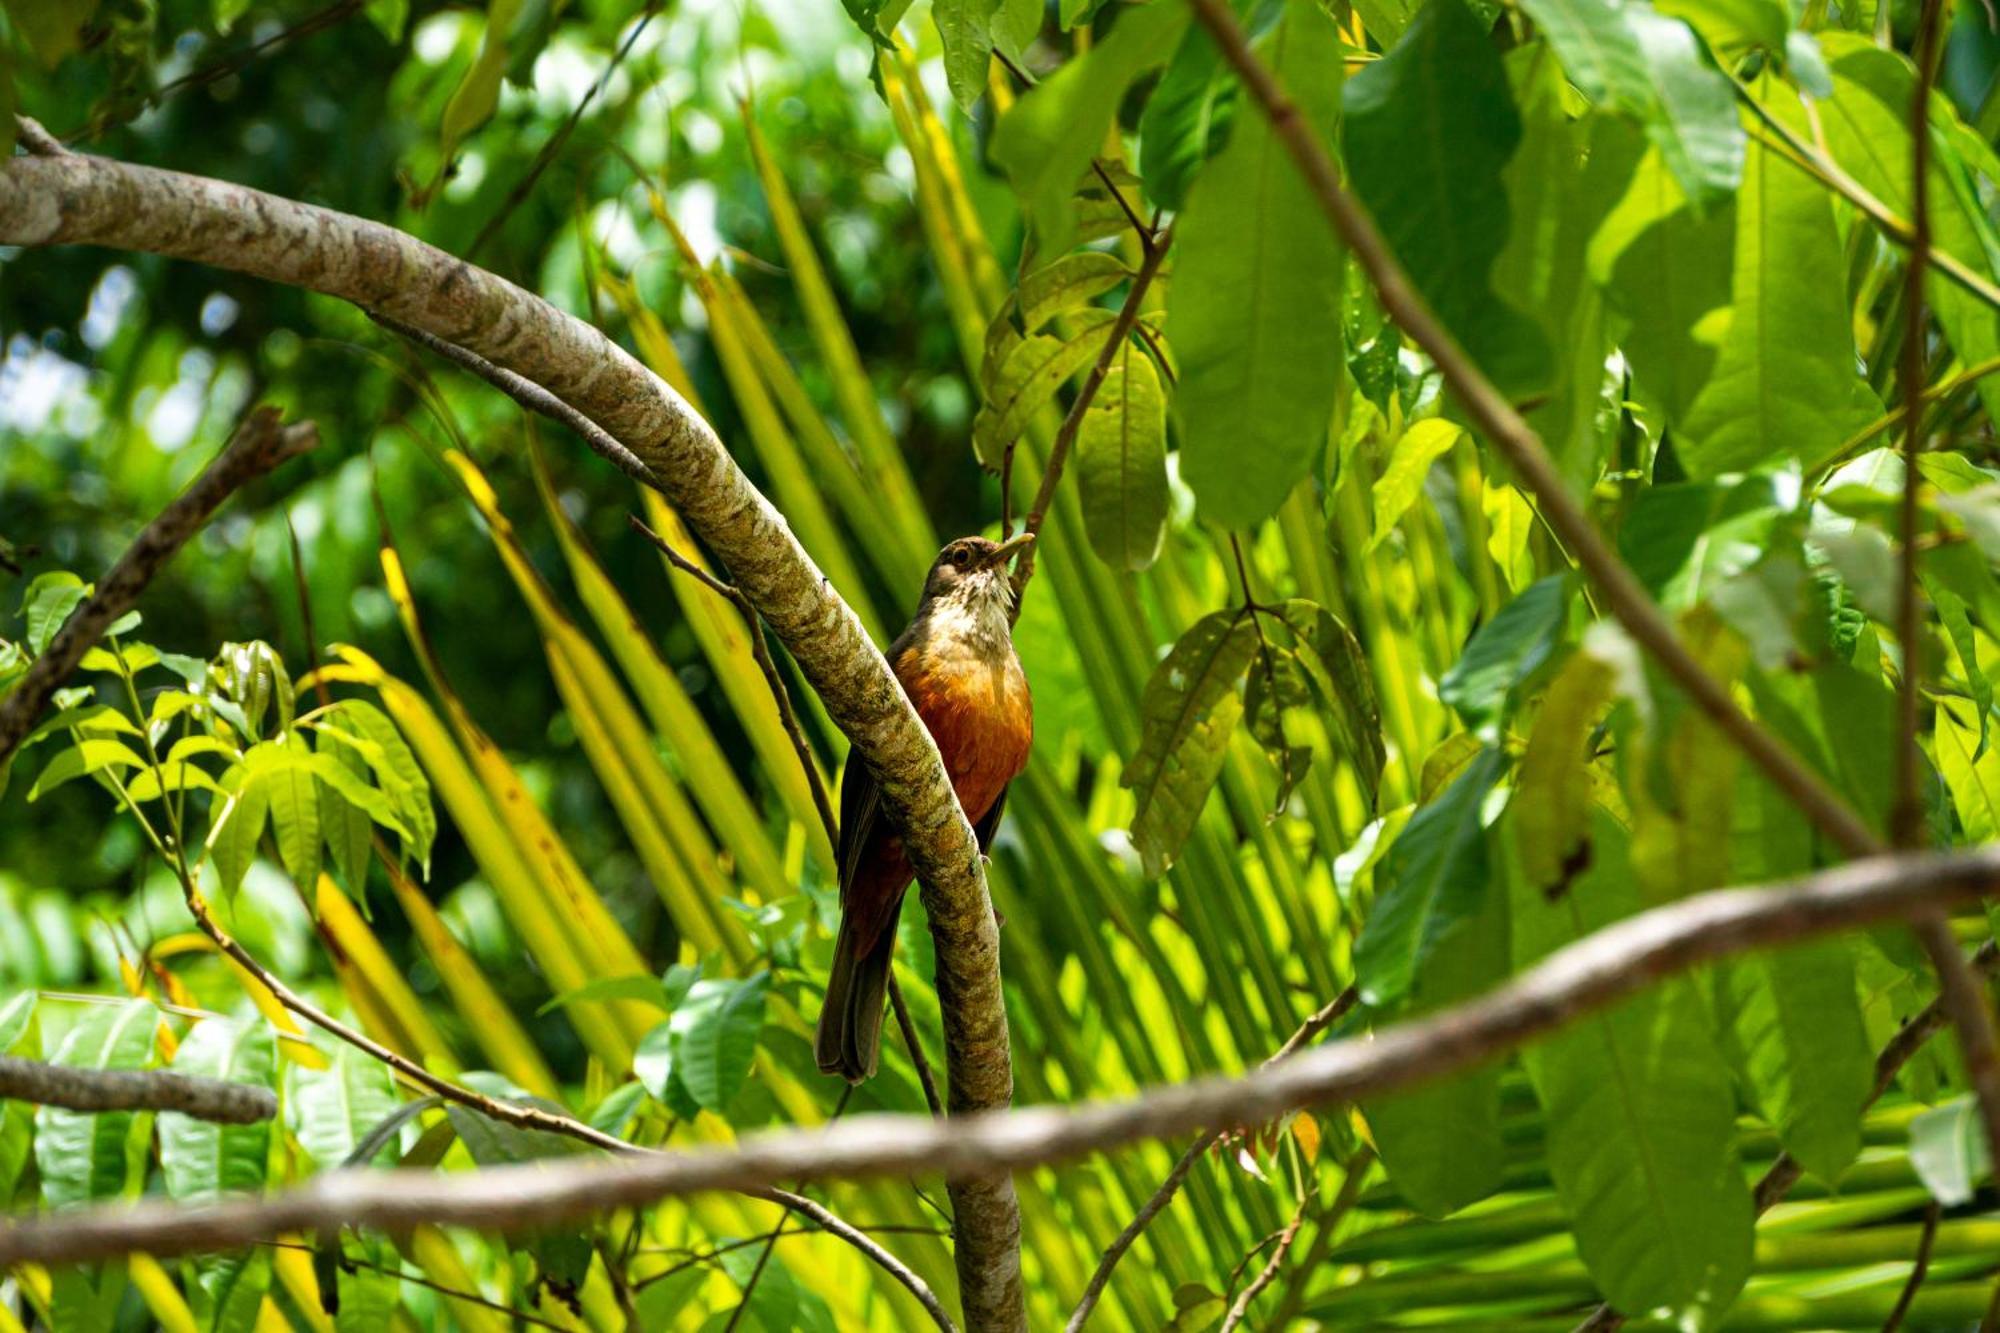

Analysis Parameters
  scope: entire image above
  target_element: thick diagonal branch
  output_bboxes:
[0,1054,276,1123]
[5,844,1999,1271]
[0,405,317,765]
[0,148,1021,1328]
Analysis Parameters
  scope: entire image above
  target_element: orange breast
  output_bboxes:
[894,644,1033,825]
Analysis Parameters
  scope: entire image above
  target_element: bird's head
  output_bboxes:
[919,532,1035,618]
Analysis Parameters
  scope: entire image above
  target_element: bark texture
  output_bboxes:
[3,843,1997,1272]
[0,151,1023,1328]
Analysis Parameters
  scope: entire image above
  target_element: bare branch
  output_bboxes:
[6,846,1998,1271]
[1218,1193,1307,1333]
[0,405,316,766]
[0,1054,275,1123]
[1882,1201,1943,1333]
[13,117,68,158]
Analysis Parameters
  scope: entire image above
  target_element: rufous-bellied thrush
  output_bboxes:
[815,532,1036,1083]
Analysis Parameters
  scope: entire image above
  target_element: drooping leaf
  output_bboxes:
[974,310,1122,470]
[935,0,1002,111]
[1076,338,1169,571]
[322,698,435,872]
[1354,746,1504,1007]
[1139,17,1235,211]
[1125,611,1261,876]
[207,773,270,899]
[27,739,148,800]
[1510,814,1753,1317]
[1439,576,1570,729]
[1171,0,1346,530]
[1344,0,1550,398]
[22,571,85,656]
[1361,876,1508,1216]
[36,999,157,1208]
[1274,599,1386,806]
[1676,75,1877,478]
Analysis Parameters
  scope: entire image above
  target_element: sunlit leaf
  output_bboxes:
[1125,610,1261,876]
[1076,338,1169,571]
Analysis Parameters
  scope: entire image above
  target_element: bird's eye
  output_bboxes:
[950,547,971,568]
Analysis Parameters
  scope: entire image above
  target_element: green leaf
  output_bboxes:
[321,699,434,871]
[1354,746,1503,1007]
[1510,814,1753,1316]
[672,972,772,1112]
[539,974,675,1016]
[1818,37,2000,441]
[36,999,157,1208]
[1618,477,1782,608]
[1589,145,1735,427]
[1361,875,1508,1217]
[1273,599,1386,806]
[1936,698,2000,841]
[27,739,148,800]
[1514,0,1741,207]
[158,1019,275,1203]
[1242,645,1314,814]
[1654,0,1787,59]
[186,1251,271,1333]
[1076,338,1169,571]
[990,0,1189,252]
[1676,75,1876,478]
[1369,419,1463,551]
[207,774,270,899]
[1138,18,1234,211]
[1439,576,1569,728]
[974,310,1122,470]
[1934,588,1992,757]
[935,0,1002,111]
[0,991,37,1052]
[1345,0,1549,398]
[1125,610,1261,875]
[1173,0,1345,530]
[291,1042,399,1168]
[1911,1095,1991,1206]
[260,746,322,888]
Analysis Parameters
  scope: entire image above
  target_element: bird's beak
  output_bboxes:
[981,532,1036,569]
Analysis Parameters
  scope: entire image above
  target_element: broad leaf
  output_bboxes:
[1510,814,1753,1316]
[22,571,85,656]
[1345,0,1550,398]
[27,739,148,800]
[935,0,1002,111]
[1515,649,1614,892]
[1125,611,1261,875]
[1354,746,1504,1007]
[37,999,157,1208]
[1172,0,1346,530]
[1439,576,1569,728]
[1076,338,1169,570]
[671,972,773,1112]
[1911,1095,1991,1206]
[1676,76,1876,478]
[291,1041,399,1168]
[1369,419,1463,551]
[158,1018,275,1202]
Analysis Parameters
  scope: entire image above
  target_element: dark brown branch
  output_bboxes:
[9,848,1997,1271]
[892,976,947,1119]
[1882,1202,1943,1333]
[0,1054,276,1123]
[0,405,316,765]
[1065,986,1356,1331]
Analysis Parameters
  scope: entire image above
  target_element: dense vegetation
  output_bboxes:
[6,0,2000,1327]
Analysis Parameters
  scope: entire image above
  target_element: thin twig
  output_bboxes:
[1218,1192,1308,1333]
[263,1238,570,1332]
[727,1090,861,1333]
[1064,986,1357,1330]
[891,976,946,1118]
[0,406,316,765]
[626,514,837,843]
[0,1055,275,1123]
[1882,1201,1943,1333]
[1010,224,1174,610]
[368,313,662,491]
[1266,1148,1374,1330]
[468,5,660,261]
[13,116,68,157]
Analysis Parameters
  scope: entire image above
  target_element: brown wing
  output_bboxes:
[835,750,883,903]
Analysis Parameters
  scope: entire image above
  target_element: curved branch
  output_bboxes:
[0,1054,276,1124]
[0,405,317,765]
[5,844,1998,1271]
[0,147,1021,1326]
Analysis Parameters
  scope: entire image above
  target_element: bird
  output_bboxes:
[815,531,1036,1083]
